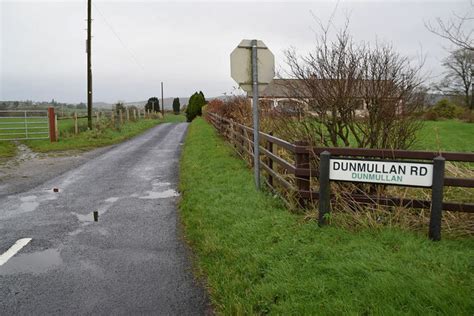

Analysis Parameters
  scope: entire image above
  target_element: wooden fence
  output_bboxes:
[57,108,160,137]
[207,112,474,231]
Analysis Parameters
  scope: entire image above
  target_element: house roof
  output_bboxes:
[260,78,397,99]
[260,79,309,98]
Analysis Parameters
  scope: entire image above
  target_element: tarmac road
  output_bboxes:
[0,123,210,315]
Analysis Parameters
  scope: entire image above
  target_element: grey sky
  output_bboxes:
[1,0,472,103]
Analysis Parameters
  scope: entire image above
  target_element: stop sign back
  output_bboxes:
[230,39,275,93]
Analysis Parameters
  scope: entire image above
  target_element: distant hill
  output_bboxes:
[95,97,191,110]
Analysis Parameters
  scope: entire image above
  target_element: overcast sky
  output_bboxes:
[1,0,472,103]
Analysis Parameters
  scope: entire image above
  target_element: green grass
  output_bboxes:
[0,141,16,158]
[414,120,474,152]
[24,114,186,152]
[179,117,474,315]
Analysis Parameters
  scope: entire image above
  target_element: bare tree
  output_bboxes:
[436,48,473,109]
[425,9,473,51]
[279,21,425,150]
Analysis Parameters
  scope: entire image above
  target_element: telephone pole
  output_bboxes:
[87,0,93,130]
[161,82,164,116]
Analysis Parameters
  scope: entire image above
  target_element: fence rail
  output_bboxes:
[206,112,474,217]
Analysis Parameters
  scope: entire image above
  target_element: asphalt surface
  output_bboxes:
[0,123,211,315]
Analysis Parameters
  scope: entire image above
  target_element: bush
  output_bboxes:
[185,91,206,122]
[432,99,463,119]
[206,96,251,125]
[172,98,181,115]
[423,110,439,121]
[145,97,160,113]
[458,108,474,123]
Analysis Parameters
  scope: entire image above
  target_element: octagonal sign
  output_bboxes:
[230,39,275,93]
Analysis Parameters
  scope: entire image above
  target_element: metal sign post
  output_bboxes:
[230,39,275,189]
[251,40,260,189]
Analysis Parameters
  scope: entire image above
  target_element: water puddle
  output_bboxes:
[20,196,40,212]
[151,180,171,187]
[139,189,179,199]
[0,248,62,275]
[72,197,118,223]
[73,212,96,222]
[105,197,119,203]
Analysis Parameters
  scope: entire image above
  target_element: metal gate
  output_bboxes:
[0,110,50,141]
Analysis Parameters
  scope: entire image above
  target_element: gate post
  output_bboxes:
[295,141,310,208]
[429,156,445,241]
[48,107,57,142]
[318,151,331,226]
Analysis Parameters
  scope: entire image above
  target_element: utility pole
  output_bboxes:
[87,0,93,130]
[161,82,164,116]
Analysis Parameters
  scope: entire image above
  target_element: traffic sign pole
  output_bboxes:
[251,39,260,189]
[230,39,274,190]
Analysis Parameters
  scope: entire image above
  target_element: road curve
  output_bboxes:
[0,123,210,315]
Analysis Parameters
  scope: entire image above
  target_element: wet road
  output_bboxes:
[0,123,210,315]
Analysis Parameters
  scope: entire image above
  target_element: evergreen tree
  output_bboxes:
[145,97,160,112]
[185,91,207,122]
[172,98,181,114]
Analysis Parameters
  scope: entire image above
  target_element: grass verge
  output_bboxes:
[0,142,16,158]
[24,114,185,152]
[179,117,473,315]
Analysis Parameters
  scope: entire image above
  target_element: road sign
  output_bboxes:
[329,158,434,187]
[230,39,275,93]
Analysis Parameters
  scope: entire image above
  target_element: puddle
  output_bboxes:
[73,212,96,222]
[68,228,84,236]
[151,180,171,187]
[139,189,179,199]
[72,197,116,223]
[0,249,62,275]
[20,196,40,213]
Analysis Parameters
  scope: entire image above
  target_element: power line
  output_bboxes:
[92,3,147,73]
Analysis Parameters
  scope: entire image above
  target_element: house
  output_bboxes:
[259,78,406,117]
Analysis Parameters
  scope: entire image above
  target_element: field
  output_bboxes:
[179,117,474,315]
[414,120,474,152]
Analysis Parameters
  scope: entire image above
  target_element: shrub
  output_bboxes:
[172,98,181,115]
[432,99,463,119]
[145,97,160,113]
[423,110,439,121]
[206,96,251,125]
[185,91,206,122]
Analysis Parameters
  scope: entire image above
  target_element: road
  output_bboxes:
[0,123,210,315]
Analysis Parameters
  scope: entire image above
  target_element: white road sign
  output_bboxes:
[329,159,434,187]
[230,39,275,93]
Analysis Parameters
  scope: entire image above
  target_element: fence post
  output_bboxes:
[267,132,274,187]
[111,110,115,127]
[133,109,137,121]
[74,112,78,134]
[429,156,445,241]
[126,108,130,121]
[48,107,56,142]
[55,114,58,140]
[120,110,123,125]
[24,111,28,139]
[295,141,310,207]
[319,151,331,226]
